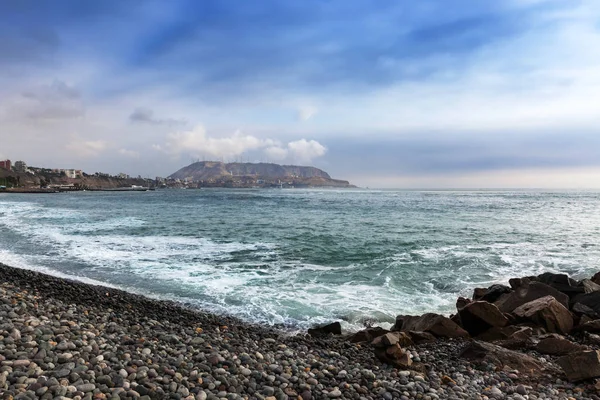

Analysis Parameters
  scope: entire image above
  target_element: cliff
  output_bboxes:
[168,161,353,188]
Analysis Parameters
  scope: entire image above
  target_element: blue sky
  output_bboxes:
[1,0,600,187]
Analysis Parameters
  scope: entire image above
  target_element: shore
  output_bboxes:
[0,263,598,400]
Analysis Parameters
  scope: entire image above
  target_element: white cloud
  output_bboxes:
[263,139,327,163]
[165,125,275,159]
[287,139,327,162]
[297,105,318,121]
[264,146,289,161]
[118,148,140,158]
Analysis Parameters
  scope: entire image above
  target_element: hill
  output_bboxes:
[168,161,354,188]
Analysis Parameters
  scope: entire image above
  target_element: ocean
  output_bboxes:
[1,189,599,331]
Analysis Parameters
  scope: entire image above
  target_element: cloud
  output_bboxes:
[164,126,275,159]
[118,148,140,158]
[7,80,85,121]
[66,138,108,157]
[262,139,328,163]
[287,139,327,162]
[297,105,318,121]
[163,126,327,164]
[129,107,186,126]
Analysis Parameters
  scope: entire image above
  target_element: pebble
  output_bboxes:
[0,264,596,400]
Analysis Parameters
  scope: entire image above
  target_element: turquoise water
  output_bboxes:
[1,189,599,330]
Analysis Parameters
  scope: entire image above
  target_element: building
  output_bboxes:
[118,173,129,179]
[13,161,27,173]
[62,169,83,179]
[0,160,11,170]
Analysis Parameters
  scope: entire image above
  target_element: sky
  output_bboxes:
[1,0,600,188]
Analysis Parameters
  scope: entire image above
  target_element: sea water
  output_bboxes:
[1,189,599,330]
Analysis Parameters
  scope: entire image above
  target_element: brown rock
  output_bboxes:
[557,350,600,381]
[535,335,587,355]
[393,313,469,338]
[460,341,548,377]
[476,326,522,342]
[582,279,600,294]
[459,301,509,336]
[374,343,412,367]
[536,272,583,298]
[406,331,437,344]
[513,296,573,334]
[495,281,569,313]
[372,332,413,348]
[456,296,471,310]
[592,272,600,286]
[574,319,600,333]
[348,327,388,343]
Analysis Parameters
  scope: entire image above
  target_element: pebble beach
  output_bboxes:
[1,263,600,400]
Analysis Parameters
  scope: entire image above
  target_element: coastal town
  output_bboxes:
[0,158,354,192]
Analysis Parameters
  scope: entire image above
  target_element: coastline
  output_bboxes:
[1,262,599,399]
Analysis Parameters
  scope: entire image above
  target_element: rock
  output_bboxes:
[513,296,573,334]
[308,321,342,337]
[572,302,599,318]
[495,281,569,313]
[406,331,437,344]
[476,326,524,342]
[456,297,471,310]
[458,301,509,336]
[76,383,96,393]
[328,388,342,398]
[347,327,388,343]
[372,332,413,347]
[582,279,600,294]
[393,313,469,338]
[460,341,548,377]
[571,291,600,315]
[557,350,600,381]
[537,272,583,298]
[374,343,413,367]
[473,284,512,303]
[574,319,600,333]
[535,335,587,355]
[592,271,600,285]
[509,277,533,290]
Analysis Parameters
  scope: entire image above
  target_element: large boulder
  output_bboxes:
[308,321,342,337]
[557,351,600,381]
[535,335,588,356]
[473,284,512,303]
[495,281,569,313]
[536,272,583,298]
[571,291,600,315]
[460,341,548,378]
[406,331,437,344]
[513,296,573,334]
[393,313,469,338]
[458,301,509,336]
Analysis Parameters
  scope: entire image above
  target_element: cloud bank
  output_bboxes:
[164,126,327,164]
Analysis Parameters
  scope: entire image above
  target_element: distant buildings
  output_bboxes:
[118,173,129,179]
[0,160,11,170]
[13,161,29,173]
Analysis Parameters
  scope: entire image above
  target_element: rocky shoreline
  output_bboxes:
[1,263,600,399]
